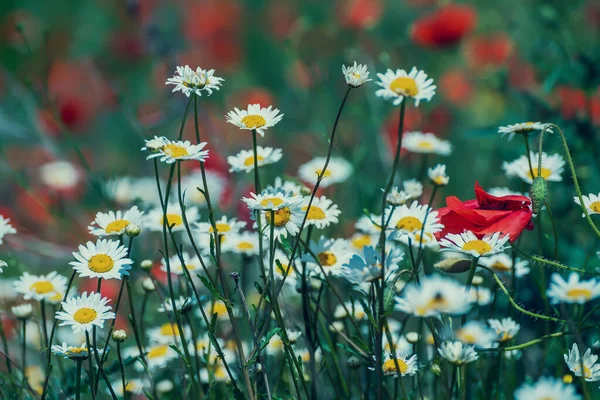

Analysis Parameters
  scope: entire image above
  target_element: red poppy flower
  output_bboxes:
[464,33,513,70]
[338,0,383,30]
[411,5,477,48]
[435,182,533,242]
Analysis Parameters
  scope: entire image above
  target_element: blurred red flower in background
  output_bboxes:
[439,69,474,104]
[464,33,513,70]
[411,5,477,48]
[338,0,383,30]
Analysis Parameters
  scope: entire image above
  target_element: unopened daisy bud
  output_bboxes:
[300,186,312,196]
[140,259,153,271]
[125,223,141,237]
[156,380,174,393]
[434,257,472,273]
[329,321,344,332]
[386,186,410,206]
[471,275,484,286]
[563,374,573,384]
[11,304,33,319]
[347,356,362,369]
[112,329,127,343]
[342,62,371,88]
[0,260,7,273]
[405,332,420,344]
[430,362,441,376]
[142,277,156,292]
[428,164,449,186]
[529,176,548,214]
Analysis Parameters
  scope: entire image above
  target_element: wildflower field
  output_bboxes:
[1,0,600,399]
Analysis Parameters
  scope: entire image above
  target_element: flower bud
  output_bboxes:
[471,275,484,286]
[142,277,156,292]
[405,332,419,344]
[430,362,441,376]
[140,259,153,271]
[529,176,548,214]
[347,356,362,369]
[112,329,127,342]
[125,223,141,237]
[434,257,472,273]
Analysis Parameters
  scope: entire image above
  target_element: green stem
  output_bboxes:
[76,358,82,400]
[116,342,126,399]
[21,321,27,399]
[252,129,261,193]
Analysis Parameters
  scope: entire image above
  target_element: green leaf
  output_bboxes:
[198,274,225,302]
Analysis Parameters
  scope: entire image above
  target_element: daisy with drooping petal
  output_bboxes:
[428,164,449,186]
[455,321,498,348]
[574,193,600,217]
[438,341,478,365]
[342,62,371,87]
[144,204,199,232]
[382,351,418,377]
[546,273,600,304]
[439,231,509,258]
[14,272,68,302]
[0,215,16,245]
[375,67,436,106]
[503,152,565,184]
[39,160,81,191]
[165,65,224,97]
[195,216,246,236]
[70,239,133,280]
[302,237,353,277]
[479,253,530,277]
[143,137,209,164]
[395,275,474,317]
[498,122,552,141]
[514,377,582,400]
[297,157,353,188]
[402,132,452,155]
[301,196,341,229]
[342,245,404,284]
[161,252,205,276]
[386,201,444,248]
[226,104,283,136]
[227,147,283,173]
[564,343,600,382]
[88,206,145,237]
[55,292,115,334]
[222,231,262,256]
[488,318,520,342]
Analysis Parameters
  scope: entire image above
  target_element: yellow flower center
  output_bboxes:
[395,216,423,232]
[163,213,183,227]
[243,155,265,167]
[415,293,448,316]
[271,338,284,350]
[73,308,98,324]
[417,141,434,150]
[389,77,419,97]
[49,292,63,303]
[88,254,115,273]
[260,197,284,208]
[457,331,477,344]
[317,251,337,267]
[498,332,512,342]
[212,301,228,316]
[462,240,492,255]
[315,169,332,178]
[566,288,593,299]
[491,261,510,272]
[433,176,447,185]
[208,223,231,233]
[241,115,267,129]
[352,234,372,249]
[382,358,409,375]
[303,205,326,220]
[30,281,54,294]
[237,242,254,250]
[214,365,227,380]
[67,347,87,355]
[590,202,600,213]
[163,144,189,158]
[265,207,291,227]
[105,219,130,234]
[148,344,169,359]
[563,374,573,384]
[526,167,552,180]
[159,323,180,336]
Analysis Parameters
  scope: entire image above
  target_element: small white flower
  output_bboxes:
[39,160,81,191]
[403,179,423,199]
[302,236,353,277]
[428,164,449,186]
[375,67,436,106]
[165,65,224,97]
[0,260,6,273]
[243,189,303,211]
[143,137,209,164]
[144,204,199,232]
[226,104,283,136]
[227,146,282,173]
[222,231,262,256]
[386,201,444,248]
[161,252,205,276]
[488,318,520,342]
[456,321,498,348]
[354,214,381,235]
[300,196,341,229]
[564,343,600,382]
[546,273,600,304]
[574,193,600,217]
[70,239,133,280]
[382,351,418,377]
[468,286,492,306]
[342,62,371,87]
[195,216,246,236]
[402,132,451,155]
[348,232,380,252]
[298,157,353,188]
[514,377,582,400]
[52,342,100,359]
[147,323,191,345]
[126,344,178,372]
[14,272,67,303]
[439,230,509,258]
[342,245,404,284]
[11,304,33,319]
[255,199,304,243]
[498,122,552,141]
[0,216,16,245]
[438,341,478,365]
[479,253,530,277]
[386,186,412,206]
[55,292,115,334]
[503,152,565,184]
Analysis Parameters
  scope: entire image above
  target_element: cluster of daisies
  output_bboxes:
[1,60,600,400]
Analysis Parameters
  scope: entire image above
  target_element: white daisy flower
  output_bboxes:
[165,65,224,97]
[574,193,600,217]
[51,342,100,359]
[564,343,600,382]
[144,204,199,232]
[375,67,436,106]
[402,132,452,155]
[0,215,16,245]
[225,104,283,136]
[382,351,418,377]
[296,347,323,364]
[222,231,262,256]
[161,252,204,276]
[546,273,600,304]
[88,206,145,237]
[126,343,178,372]
[334,301,368,320]
[438,341,478,365]
[342,245,404,284]
[383,334,413,356]
[386,201,444,248]
[55,292,115,334]
[70,239,133,280]
[455,321,498,348]
[468,286,493,306]
[395,275,474,317]
[428,164,449,186]
[147,323,191,345]
[158,296,195,313]
[488,187,528,197]
[0,259,6,273]
[195,216,246,236]
[111,378,149,397]
[403,179,423,199]
[514,377,582,400]
[503,152,565,184]
[255,199,304,242]
[488,318,520,342]
[498,122,552,141]
[297,157,353,188]
[302,236,353,277]
[386,186,412,206]
[479,253,530,277]
[227,146,282,173]
[266,249,299,286]
[11,304,33,319]
[39,160,81,191]
[301,196,341,229]
[14,272,67,303]
[342,62,371,87]
[355,214,381,235]
[348,232,380,251]
[243,189,303,211]
[142,137,209,164]
[439,231,509,258]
